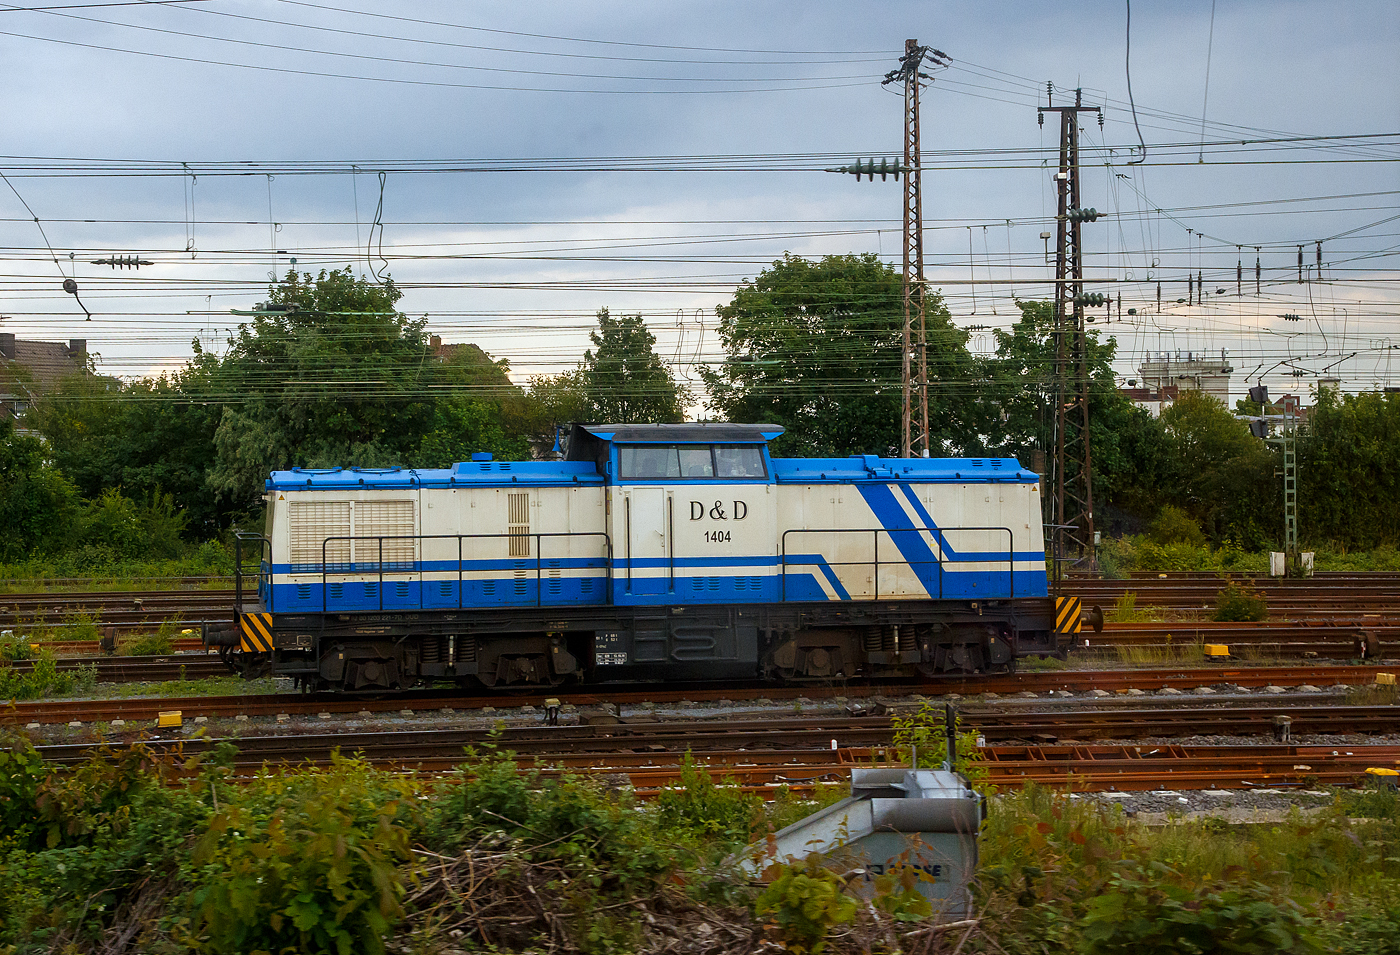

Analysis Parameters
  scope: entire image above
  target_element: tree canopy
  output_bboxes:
[0,419,77,561]
[580,308,689,423]
[207,269,436,507]
[702,253,976,457]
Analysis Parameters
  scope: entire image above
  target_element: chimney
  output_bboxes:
[0,332,14,360]
[430,335,442,349]
[67,338,86,358]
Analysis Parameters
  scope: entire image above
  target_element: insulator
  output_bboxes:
[1066,207,1101,223]
[1073,292,1107,307]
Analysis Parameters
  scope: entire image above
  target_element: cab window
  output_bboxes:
[619,443,766,480]
[677,445,715,477]
[620,446,679,479]
[715,444,767,478]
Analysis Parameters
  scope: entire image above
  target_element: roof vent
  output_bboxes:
[471,452,493,462]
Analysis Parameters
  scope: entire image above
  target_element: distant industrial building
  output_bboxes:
[1121,349,1233,416]
[0,333,89,421]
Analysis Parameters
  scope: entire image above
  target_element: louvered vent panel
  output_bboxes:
[355,500,416,569]
[507,492,530,557]
[288,501,351,572]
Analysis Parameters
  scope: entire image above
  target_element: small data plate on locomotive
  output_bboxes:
[595,652,627,666]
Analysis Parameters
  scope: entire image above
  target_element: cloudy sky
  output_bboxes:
[0,0,1396,404]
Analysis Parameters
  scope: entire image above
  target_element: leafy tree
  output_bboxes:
[1158,391,1276,544]
[28,364,226,536]
[702,253,975,457]
[580,308,688,423]
[525,369,589,447]
[978,300,1166,522]
[208,269,435,508]
[0,419,78,560]
[413,343,532,465]
[1299,390,1400,547]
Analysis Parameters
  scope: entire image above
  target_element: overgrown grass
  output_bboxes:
[1105,591,1168,623]
[0,540,235,593]
[100,674,271,699]
[116,616,185,656]
[1112,642,1207,666]
[1097,536,1400,578]
[975,783,1400,954]
[0,649,97,701]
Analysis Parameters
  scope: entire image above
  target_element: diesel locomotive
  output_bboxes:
[209,423,1081,691]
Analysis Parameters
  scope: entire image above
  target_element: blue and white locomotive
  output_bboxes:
[222,423,1066,691]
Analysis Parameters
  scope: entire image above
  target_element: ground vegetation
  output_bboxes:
[2,735,1400,953]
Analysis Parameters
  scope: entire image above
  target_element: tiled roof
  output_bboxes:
[0,339,87,399]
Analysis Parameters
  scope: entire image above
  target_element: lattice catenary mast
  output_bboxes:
[883,40,949,458]
[1039,88,1104,572]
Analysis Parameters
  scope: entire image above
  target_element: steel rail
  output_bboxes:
[6,664,1396,725]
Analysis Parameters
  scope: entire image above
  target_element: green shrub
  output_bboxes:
[1214,581,1269,621]
[654,752,763,848]
[1079,860,1322,954]
[1146,506,1207,547]
[0,735,51,851]
[754,857,859,954]
[188,754,416,955]
[0,652,86,702]
[889,701,987,787]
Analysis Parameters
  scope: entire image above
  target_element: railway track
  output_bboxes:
[4,662,1394,725]
[24,717,1400,793]
[4,653,230,682]
[1065,572,1400,618]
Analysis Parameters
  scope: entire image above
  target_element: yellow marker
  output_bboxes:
[157,710,183,728]
[1204,644,1230,657]
[1376,673,1397,686]
[1366,768,1399,777]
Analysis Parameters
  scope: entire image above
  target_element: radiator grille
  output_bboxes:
[289,501,350,572]
[507,492,530,557]
[355,500,415,570]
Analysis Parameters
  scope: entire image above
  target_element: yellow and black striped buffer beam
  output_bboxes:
[239,613,274,653]
[1054,596,1083,635]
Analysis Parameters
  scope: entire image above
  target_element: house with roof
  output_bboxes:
[0,333,89,421]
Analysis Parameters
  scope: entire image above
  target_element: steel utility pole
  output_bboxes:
[883,40,949,457]
[1040,88,1104,576]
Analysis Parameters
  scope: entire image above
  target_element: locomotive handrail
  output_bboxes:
[316,532,613,612]
[233,531,272,615]
[779,525,1015,601]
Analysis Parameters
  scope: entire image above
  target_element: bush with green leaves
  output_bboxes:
[0,651,91,702]
[1079,860,1322,954]
[1146,505,1207,547]
[1215,580,1269,621]
[653,751,763,848]
[889,700,987,786]
[187,753,417,955]
[755,856,859,954]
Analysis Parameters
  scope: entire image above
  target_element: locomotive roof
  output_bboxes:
[266,460,605,490]
[771,455,1038,484]
[578,422,784,443]
[266,454,1038,490]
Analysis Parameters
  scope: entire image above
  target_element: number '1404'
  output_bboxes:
[704,530,731,543]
